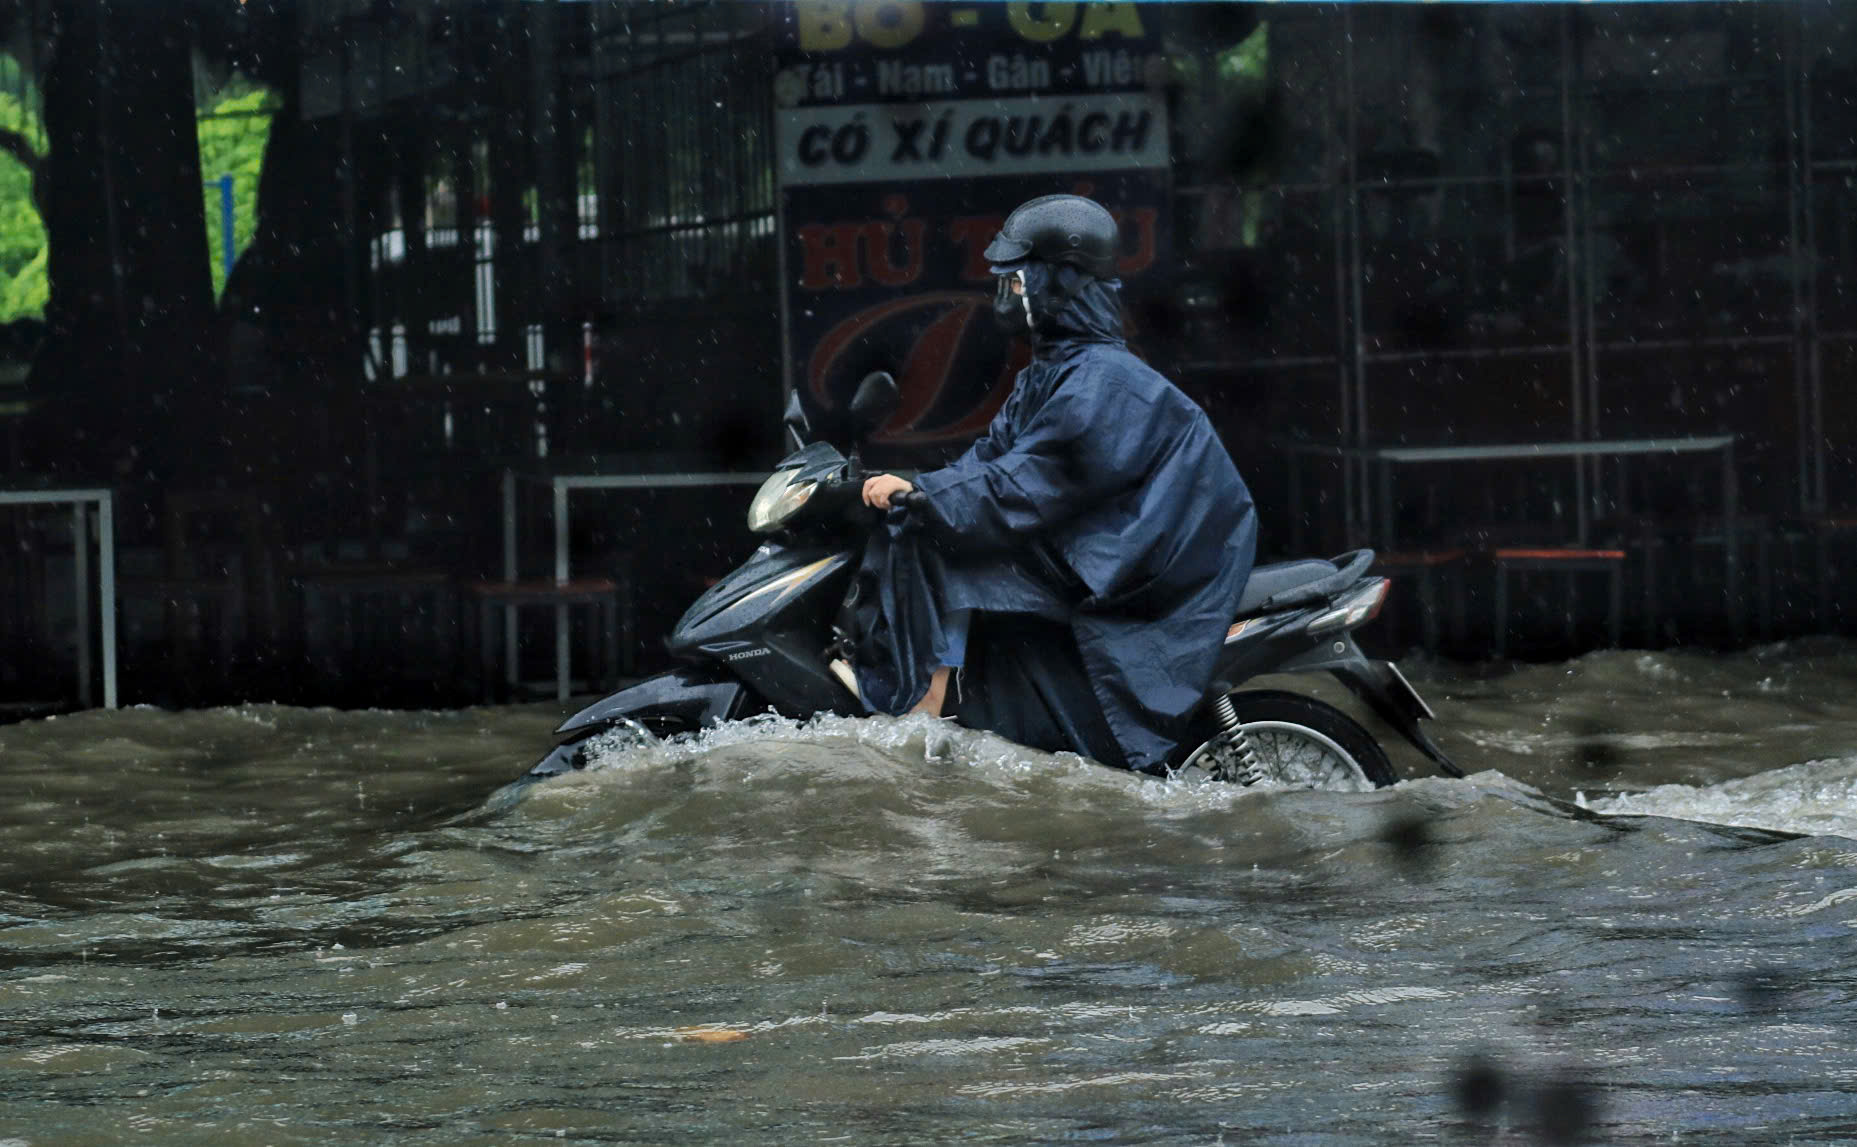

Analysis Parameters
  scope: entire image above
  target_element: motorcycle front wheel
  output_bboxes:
[1176,689,1398,791]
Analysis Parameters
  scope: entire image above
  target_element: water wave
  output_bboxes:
[1582,755,1857,840]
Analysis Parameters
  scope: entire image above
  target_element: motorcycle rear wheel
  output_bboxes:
[1177,689,1397,790]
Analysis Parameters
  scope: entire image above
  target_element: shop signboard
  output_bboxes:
[774,1,1170,458]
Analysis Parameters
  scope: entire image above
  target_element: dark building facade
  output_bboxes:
[4,1,1856,710]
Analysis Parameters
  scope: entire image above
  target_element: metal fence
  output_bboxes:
[587,2,778,306]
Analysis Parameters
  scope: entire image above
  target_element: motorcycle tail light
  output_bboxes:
[1305,578,1389,635]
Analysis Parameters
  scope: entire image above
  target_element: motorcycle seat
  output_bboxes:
[1233,558,1339,618]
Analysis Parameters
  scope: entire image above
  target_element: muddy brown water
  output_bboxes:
[5,641,1857,1144]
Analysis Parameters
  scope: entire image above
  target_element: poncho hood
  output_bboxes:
[1016,261,1125,348]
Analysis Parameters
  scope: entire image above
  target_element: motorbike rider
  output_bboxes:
[847,193,1258,771]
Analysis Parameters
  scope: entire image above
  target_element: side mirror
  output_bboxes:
[783,389,811,449]
[847,371,899,435]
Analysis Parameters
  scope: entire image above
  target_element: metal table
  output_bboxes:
[500,464,768,700]
[1360,436,1735,546]
[1283,435,1734,541]
[1281,435,1740,629]
[0,486,118,708]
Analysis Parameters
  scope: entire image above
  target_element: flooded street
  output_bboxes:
[5,644,1857,1144]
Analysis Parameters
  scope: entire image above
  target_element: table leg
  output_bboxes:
[480,594,496,702]
[502,468,517,581]
[1757,531,1773,641]
[554,479,570,702]
[1287,454,1303,555]
[365,420,382,560]
[603,597,618,692]
[1376,460,1394,552]
[1574,456,1590,547]
[73,502,91,708]
[555,602,570,700]
[1563,566,1577,646]
[1606,564,1623,649]
[1641,536,1660,647]
[620,570,636,677]
[502,468,518,691]
[1417,568,1440,653]
[99,493,117,709]
[1449,562,1467,646]
[1723,443,1741,641]
[1493,561,1510,660]
[433,584,456,688]
[1817,524,1832,630]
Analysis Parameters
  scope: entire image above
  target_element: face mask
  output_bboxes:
[991,269,1032,336]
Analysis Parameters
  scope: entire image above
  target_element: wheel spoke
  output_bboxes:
[1177,695,1392,791]
[1233,723,1373,791]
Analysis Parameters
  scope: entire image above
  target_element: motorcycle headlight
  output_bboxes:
[747,469,817,533]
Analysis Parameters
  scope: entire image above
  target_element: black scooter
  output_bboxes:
[507,373,1459,793]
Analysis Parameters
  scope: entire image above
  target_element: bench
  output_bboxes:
[1370,549,1467,653]
[1603,513,1774,645]
[1490,547,1624,658]
[1785,515,1857,633]
[299,566,459,692]
[465,578,624,702]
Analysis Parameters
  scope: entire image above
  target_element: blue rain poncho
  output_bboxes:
[854,264,1257,770]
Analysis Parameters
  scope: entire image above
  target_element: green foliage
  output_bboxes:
[0,243,44,319]
[0,85,46,325]
[1219,20,1269,88]
[1217,23,1271,248]
[0,66,275,326]
[197,88,274,299]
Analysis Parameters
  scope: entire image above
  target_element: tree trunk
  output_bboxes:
[33,0,215,486]
[217,2,390,557]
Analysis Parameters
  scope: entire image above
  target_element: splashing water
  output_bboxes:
[5,647,1857,1144]
[1583,755,1857,839]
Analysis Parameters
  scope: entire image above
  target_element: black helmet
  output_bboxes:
[983,194,1120,280]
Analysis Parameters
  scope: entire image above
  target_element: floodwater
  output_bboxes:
[5,643,1857,1145]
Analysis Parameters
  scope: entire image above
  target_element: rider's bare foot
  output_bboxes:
[910,666,951,717]
[828,659,865,708]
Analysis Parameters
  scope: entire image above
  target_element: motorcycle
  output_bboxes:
[505,372,1459,794]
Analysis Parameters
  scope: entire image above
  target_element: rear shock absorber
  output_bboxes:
[1213,693,1268,786]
